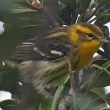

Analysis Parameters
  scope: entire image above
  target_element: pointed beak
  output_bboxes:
[99,38,110,43]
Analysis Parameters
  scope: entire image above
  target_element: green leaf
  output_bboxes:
[70,94,106,110]
[51,75,69,110]
[0,99,17,110]
[80,60,110,91]
[12,8,37,13]
[92,64,110,75]
[97,9,110,18]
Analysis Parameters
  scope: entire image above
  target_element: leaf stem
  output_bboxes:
[67,56,78,110]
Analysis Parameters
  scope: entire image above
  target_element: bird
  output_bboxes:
[11,22,109,96]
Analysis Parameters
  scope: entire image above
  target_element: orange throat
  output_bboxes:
[75,40,101,70]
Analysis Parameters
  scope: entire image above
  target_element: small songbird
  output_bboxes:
[12,22,109,95]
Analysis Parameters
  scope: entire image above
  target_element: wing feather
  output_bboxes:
[12,27,73,61]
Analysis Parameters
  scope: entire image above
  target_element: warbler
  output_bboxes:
[12,22,109,95]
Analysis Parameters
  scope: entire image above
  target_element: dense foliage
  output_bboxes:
[0,0,110,110]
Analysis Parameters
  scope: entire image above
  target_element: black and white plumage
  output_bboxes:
[13,27,72,61]
[11,27,73,96]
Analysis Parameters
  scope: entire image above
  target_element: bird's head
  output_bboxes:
[68,22,109,48]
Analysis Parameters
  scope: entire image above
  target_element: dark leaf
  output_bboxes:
[60,0,76,9]
[78,0,91,13]
[0,62,20,93]
[0,99,17,110]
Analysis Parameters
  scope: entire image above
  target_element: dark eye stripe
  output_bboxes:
[77,30,96,39]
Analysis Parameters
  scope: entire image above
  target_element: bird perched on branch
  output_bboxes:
[11,22,109,96]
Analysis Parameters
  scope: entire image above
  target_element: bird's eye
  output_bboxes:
[88,33,93,37]
[86,33,95,40]
[77,30,96,40]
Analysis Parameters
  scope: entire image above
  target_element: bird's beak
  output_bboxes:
[98,38,110,43]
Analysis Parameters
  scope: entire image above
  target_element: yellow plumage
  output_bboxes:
[12,22,108,96]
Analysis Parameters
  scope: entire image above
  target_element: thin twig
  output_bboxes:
[67,56,78,110]
[67,56,74,90]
